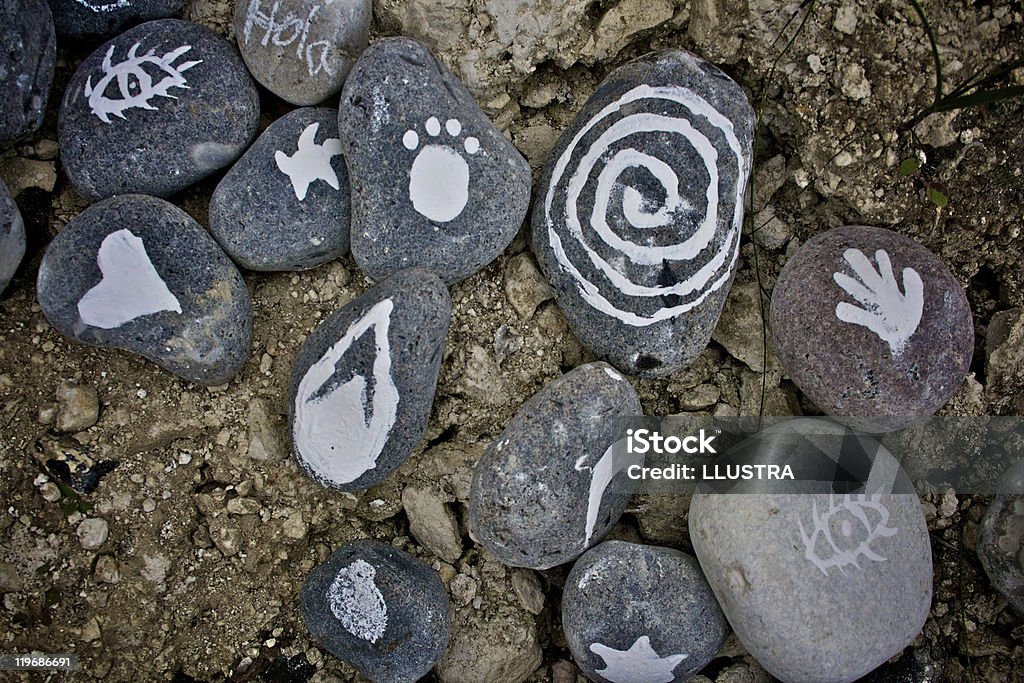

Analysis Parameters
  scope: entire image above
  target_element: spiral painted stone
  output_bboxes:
[532,49,754,377]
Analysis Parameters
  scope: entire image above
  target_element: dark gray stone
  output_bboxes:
[36,194,252,385]
[338,37,531,284]
[234,0,370,106]
[562,540,728,683]
[468,362,642,569]
[0,180,25,295]
[532,49,754,377]
[59,19,259,202]
[209,107,350,271]
[770,225,974,431]
[301,538,450,683]
[0,0,56,147]
[48,0,182,40]
[288,268,450,491]
[977,459,1024,614]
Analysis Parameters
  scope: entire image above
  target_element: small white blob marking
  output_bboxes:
[446,119,462,136]
[425,117,441,136]
[327,559,388,643]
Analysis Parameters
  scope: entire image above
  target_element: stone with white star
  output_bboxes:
[590,636,687,683]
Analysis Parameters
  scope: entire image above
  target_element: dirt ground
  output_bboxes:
[2,0,1024,681]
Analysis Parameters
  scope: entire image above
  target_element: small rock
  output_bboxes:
[49,0,182,39]
[588,0,674,61]
[458,345,509,406]
[80,616,102,642]
[55,380,100,433]
[840,63,871,100]
[510,569,544,615]
[301,539,451,682]
[40,482,62,502]
[210,522,244,557]
[677,383,720,411]
[93,555,120,584]
[77,517,109,550]
[37,195,253,386]
[985,308,1024,412]
[712,280,778,374]
[227,497,261,515]
[914,111,959,149]
[449,573,477,608]
[503,252,552,319]
[246,398,287,462]
[750,206,791,250]
[0,179,25,295]
[0,157,57,197]
[436,596,542,683]
[0,562,23,592]
[833,2,858,35]
[977,459,1024,614]
[402,485,463,562]
[752,154,787,212]
[0,0,55,146]
[283,512,308,540]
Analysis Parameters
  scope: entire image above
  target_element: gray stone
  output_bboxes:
[49,0,182,40]
[59,19,259,202]
[469,362,642,569]
[0,179,25,295]
[402,485,463,562]
[338,37,531,284]
[77,517,109,549]
[234,0,370,106]
[37,194,252,386]
[562,541,727,682]
[977,459,1024,614]
[532,49,754,377]
[301,538,450,683]
[55,380,100,433]
[210,107,351,271]
[0,0,55,147]
[289,268,451,491]
[770,225,974,431]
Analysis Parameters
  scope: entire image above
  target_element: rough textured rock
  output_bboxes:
[985,308,1024,413]
[49,0,182,40]
[0,0,56,147]
[0,179,25,295]
[402,485,463,562]
[978,459,1024,614]
[55,380,100,433]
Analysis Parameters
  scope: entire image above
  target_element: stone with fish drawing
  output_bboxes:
[1,180,26,295]
[689,421,932,682]
[49,0,182,40]
[468,362,641,570]
[0,0,55,147]
[209,107,351,271]
[532,49,754,377]
[301,538,450,682]
[770,225,973,431]
[288,268,450,491]
[562,540,728,683]
[337,37,531,285]
[58,19,259,202]
[234,0,371,106]
[35,194,252,385]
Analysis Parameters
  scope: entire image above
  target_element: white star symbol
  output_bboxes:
[589,635,688,683]
[274,122,343,201]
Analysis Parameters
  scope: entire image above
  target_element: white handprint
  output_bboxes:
[293,299,400,486]
[832,248,924,357]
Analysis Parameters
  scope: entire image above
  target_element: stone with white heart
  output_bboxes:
[0,180,25,295]
[289,268,450,491]
[468,362,642,570]
[302,539,450,682]
[234,0,371,106]
[338,37,531,284]
[770,225,973,431]
[48,0,182,40]
[36,194,252,385]
[562,540,728,683]
[210,107,351,271]
[1,0,55,147]
[58,19,259,202]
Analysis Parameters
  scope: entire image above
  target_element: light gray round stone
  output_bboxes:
[0,179,25,295]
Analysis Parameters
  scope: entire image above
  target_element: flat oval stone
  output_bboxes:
[209,107,350,271]
[1,0,56,147]
[338,37,531,284]
[234,0,371,106]
[469,362,641,569]
[977,459,1024,614]
[532,49,754,377]
[289,268,450,491]
[563,540,728,683]
[0,180,26,295]
[59,19,260,202]
[49,0,182,40]
[301,538,451,682]
[770,225,973,431]
[36,194,252,385]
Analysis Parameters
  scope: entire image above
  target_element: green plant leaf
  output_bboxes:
[899,158,921,176]
[933,86,1024,112]
[927,186,949,207]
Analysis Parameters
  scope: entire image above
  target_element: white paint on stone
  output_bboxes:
[798,493,899,576]
[73,0,131,12]
[575,441,642,547]
[403,117,479,223]
[328,559,388,643]
[241,0,334,77]
[274,122,343,200]
[589,635,688,683]
[86,43,201,123]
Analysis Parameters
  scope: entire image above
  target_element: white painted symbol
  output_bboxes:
[575,443,643,548]
[328,559,388,643]
[798,493,899,576]
[77,229,182,329]
[542,77,750,327]
[293,299,400,487]
[73,0,131,12]
[275,122,343,201]
[833,248,924,357]
[85,42,201,124]
[589,635,688,683]
[242,0,333,77]
[402,116,480,223]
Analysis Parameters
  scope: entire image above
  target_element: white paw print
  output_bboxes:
[402,116,479,223]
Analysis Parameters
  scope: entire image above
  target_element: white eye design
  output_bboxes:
[799,493,899,575]
[85,42,202,124]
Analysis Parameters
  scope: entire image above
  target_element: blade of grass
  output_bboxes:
[932,85,1024,112]
[906,0,944,106]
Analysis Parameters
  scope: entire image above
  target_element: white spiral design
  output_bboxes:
[543,84,749,327]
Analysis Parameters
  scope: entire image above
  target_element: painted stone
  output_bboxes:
[338,37,531,284]
[36,194,252,385]
[468,362,642,569]
[770,225,973,431]
[48,0,182,40]
[689,422,932,683]
[209,107,350,271]
[0,0,56,147]
[59,19,260,202]
[977,459,1024,614]
[562,540,728,683]
[301,539,451,682]
[288,268,450,491]
[532,49,754,377]
[0,180,26,295]
[234,0,371,106]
